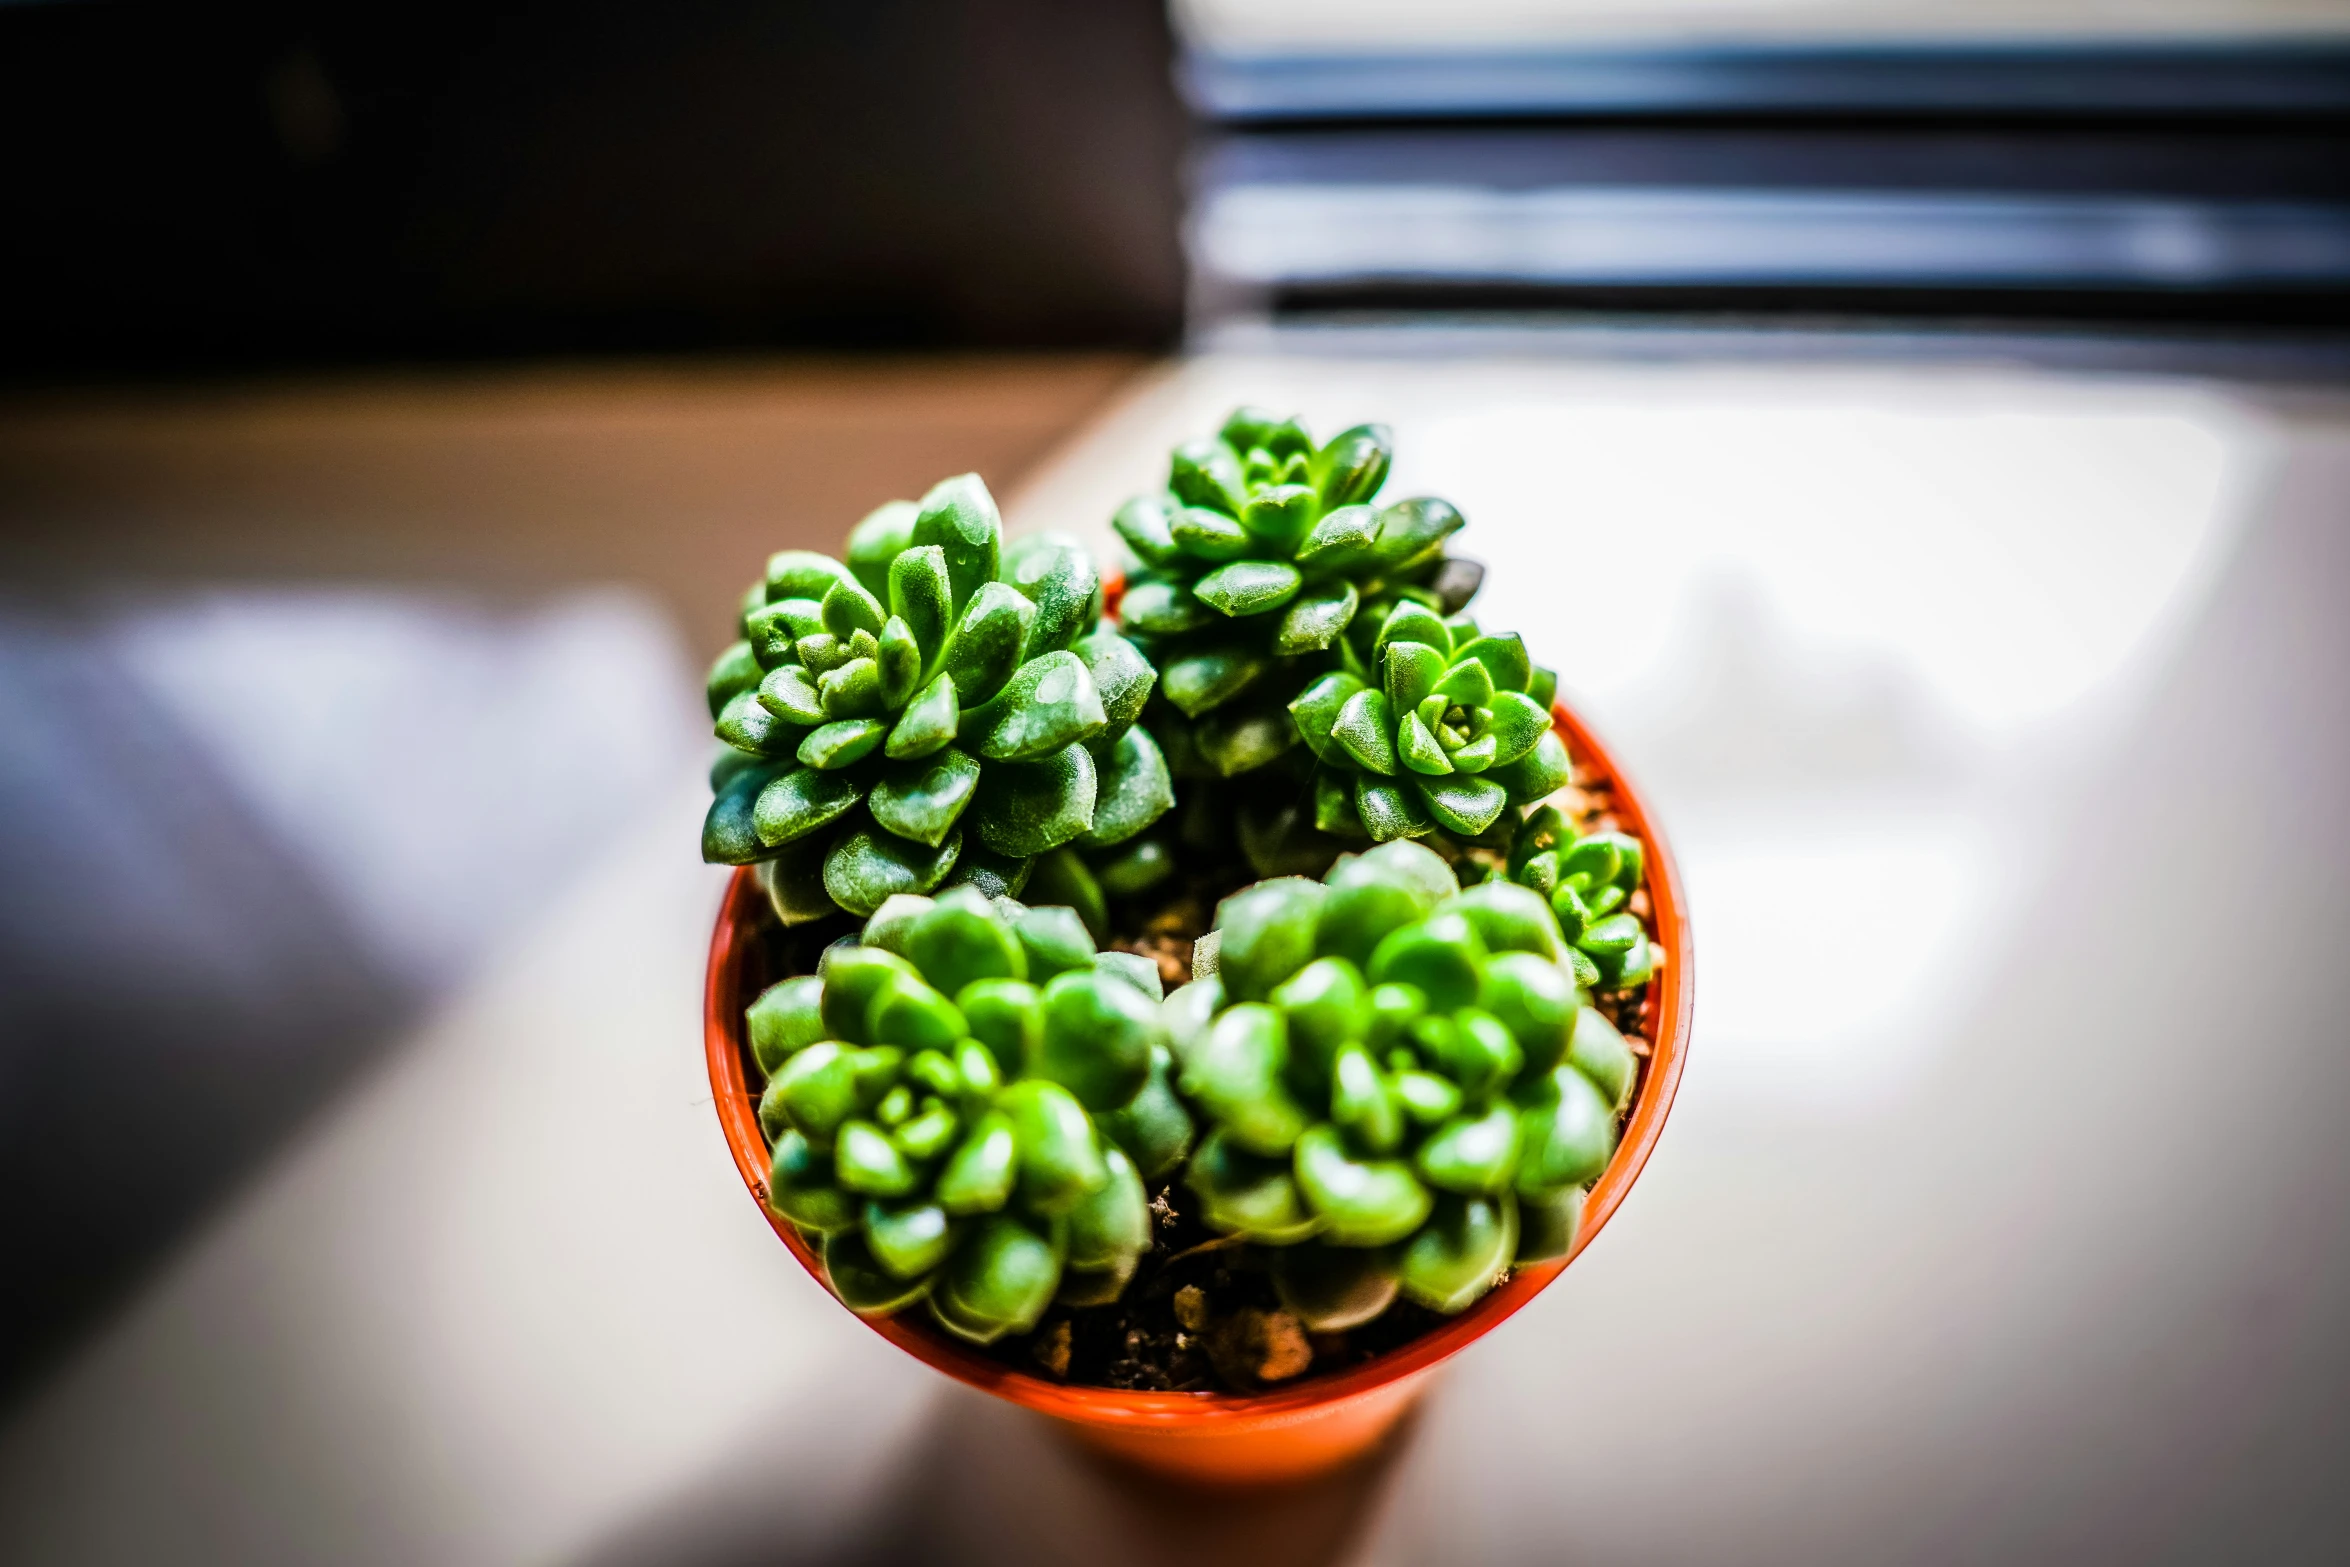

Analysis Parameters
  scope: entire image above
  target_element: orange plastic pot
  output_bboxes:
[704,699,1693,1485]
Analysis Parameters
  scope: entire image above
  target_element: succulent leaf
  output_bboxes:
[939,582,1036,707]
[702,759,789,865]
[1169,507,1252,560]
[1064,1147,1150,1271]
[930,1215,1060,1342]
[864,1199,955,1278]
[1181,1003,1312,1155]
[1514,1065,1618,1195]
[1488,730,1571,804]
[1003,1078,1109,1212]
[1119,576,1215,636]
[1098,1046,1196,1181]
[846,500,919,597]
[971,744,1097,858]
[1193,559,1303,617]
[768,1131,859,1233]
[1377,604,1451,660]
[1414,773,1509,836]
[1331,689,1401,776]
[1271,1240,1402,1331]
[911,473,1003,614]
[1005,534,1101,659]
[751,767,863,847]
[1290,672,1363,764]
[1275,581,1359,655]
[766,549,861,604]
[824,1231,933,1314]
[1295,1125,1431,1245]
[1080,726,1175,849]
[1185,1130,1321,1244]
[799,717,888,770]
[936,1112,1019,1215]
[1163,646,1267,718]
[1355,776,1433,841]
[1076,627,1157,735]
[1398,1193,1517,1312]
[973,651,1107,762]
[1170,439,1248,514]
[869,749,982,847]
[707,640,762,718]
[1111,494,1183,567]
[746,974,828,1074]
[1313,424,1394,510]
[1515,1184,1585,1264]
[716,689,800,757]
[1213,878,1328,1003]
[1566,1003,1638,1111]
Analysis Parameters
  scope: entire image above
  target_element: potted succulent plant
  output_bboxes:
[703,415,1692,1483]
[1174,839,1636,1327]
[701,473,1169,924]
[1070,410,1496,905]
[749,888,1186,1338]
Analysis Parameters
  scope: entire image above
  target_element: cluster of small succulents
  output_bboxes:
[1504,804,1661,992]
[718,404,1666,1360]
[1169,839,1636,1326]
[747,887,1194,1343]
[702,474,1171,924]
[1099,410,1497,888]
[751,832,1646,1340]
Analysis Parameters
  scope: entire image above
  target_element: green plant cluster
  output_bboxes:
[1167,839,1639,1326]
[723,403,1661,1346]
[1291,601,1569,846]
[701,473,1173,923]
[1111,408,1485,784]
[1502,805,1660,992]
[749,887,1196,1343]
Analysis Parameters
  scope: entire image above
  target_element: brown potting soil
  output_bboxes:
[741,760,1658,1396]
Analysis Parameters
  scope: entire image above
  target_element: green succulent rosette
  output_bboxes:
[1162,840,1639,1327]
[746,887,1197,1342]
[1110,407,1484,784]
[702,473,1173,923]
[1286,597,1568,848]
[1503,805,1660,993]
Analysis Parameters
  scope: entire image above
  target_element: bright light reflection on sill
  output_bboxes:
[1679,820,1988,1111]
[1404,385,2268,1108]
[1418,395,2259,736]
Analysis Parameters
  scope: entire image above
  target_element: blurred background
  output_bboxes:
[2,2,2346,1563]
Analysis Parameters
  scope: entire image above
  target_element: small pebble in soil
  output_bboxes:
[1030,1319,1073,1380]
[1118,894,1211,990]
[1209,1306,1315,1388]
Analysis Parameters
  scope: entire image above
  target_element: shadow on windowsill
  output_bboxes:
[576,1377,1418,1567]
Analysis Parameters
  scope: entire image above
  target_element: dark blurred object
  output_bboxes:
[0,614,404,1396]
[0,0,1184,382]
[0,587,703,1406]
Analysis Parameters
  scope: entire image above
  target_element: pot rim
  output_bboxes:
[704,698,1693,1433]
